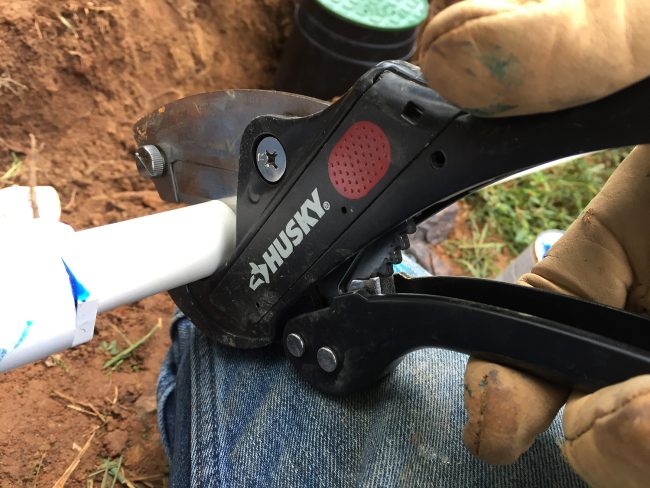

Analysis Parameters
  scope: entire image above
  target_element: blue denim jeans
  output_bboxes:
[157,258,586,487]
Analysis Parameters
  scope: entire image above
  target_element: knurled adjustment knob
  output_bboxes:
[135,145,166,178]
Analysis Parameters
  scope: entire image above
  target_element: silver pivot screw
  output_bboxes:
[256,136,286,183]
[317,347,338,373]
[135,145,166,178]
[286,333,305,358]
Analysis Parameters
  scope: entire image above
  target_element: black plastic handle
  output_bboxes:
[283,276,650,395]
[169,60,650,350]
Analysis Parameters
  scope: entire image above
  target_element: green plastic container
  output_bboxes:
[317,0,429,31]
[275,0,429,99]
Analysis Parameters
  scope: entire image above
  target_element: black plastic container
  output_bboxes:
[275,0,423,100]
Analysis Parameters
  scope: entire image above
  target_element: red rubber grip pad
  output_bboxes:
[328,121,391,200]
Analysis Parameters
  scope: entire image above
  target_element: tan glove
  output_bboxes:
[463,146,650,488]
[417,0,650,116]
[416,1,650,486]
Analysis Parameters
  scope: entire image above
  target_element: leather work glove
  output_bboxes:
[415,1,650,487]
[464,146,650,488]
[417,0,650,117]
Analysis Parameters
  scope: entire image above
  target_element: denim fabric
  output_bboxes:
[157,258,587,487]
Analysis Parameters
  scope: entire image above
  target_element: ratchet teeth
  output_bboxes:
[376,219,416,277]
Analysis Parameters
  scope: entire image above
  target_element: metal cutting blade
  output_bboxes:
[133,90,328,208]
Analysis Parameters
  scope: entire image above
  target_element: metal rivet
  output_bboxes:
[317,347,338,373]
[286,333,305,358]
[255,136,286,183]
[135,145,166,178]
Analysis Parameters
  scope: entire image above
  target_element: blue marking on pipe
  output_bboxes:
[0,320,35,363]
[14,320,33,350]
[62,259,90,305]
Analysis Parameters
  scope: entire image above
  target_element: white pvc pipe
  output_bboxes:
[0,186,61,222]
[64,200,236,313]
[0,200,235,372]
[0,220,78,372]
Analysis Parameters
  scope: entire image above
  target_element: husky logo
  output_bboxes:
[249,262,270,290]
[249,188,329,290]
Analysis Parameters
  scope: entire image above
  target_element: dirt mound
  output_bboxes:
[0,0,295,485]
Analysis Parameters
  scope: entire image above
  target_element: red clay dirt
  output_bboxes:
[0,1,297,485]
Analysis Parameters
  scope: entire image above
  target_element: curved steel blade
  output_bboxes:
[133,90,329,207]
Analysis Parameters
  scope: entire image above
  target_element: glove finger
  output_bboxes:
[519,145,650,314]
[429,0,467,17]
[418,0,650,116]
[463,357,569,464]
[563,376,650,488]
[415,0,466,62]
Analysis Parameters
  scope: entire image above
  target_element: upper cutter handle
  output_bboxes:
[169,60,650,350]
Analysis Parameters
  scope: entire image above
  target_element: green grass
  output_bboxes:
[87,455,137,488]
[443,214,506,278]
[101,320,160,370]
[1,152,22,182]
[444,148,630,278]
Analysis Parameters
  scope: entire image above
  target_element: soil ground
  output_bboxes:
[0,1,297,485]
